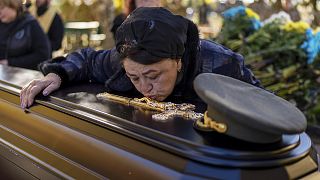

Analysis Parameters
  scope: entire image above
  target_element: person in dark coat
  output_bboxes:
[20,7,261,111]
[110,0,136,40]
[29,0,64,52]
[110,0,162,40]
[0,0,50,70]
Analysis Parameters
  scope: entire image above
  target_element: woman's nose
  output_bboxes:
[140,80,153,94]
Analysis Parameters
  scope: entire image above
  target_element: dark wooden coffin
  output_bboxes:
[0,65,319,179]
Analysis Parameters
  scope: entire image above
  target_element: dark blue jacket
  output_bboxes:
[40,39,260,111]
[2,13,51,70]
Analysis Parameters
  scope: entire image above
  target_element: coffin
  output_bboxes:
[0,65,319,179]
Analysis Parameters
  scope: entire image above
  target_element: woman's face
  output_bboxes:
[0,6,17,23]
[123,58,182,101]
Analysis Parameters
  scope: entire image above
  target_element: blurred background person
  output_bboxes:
[110,0,162,40]
[0,0,50,70]
[110,0,136,40]
[29,0,64,53]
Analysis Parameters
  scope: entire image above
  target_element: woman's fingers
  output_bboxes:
[19,73,62,109]
[20,84,27,109]
[26,82,46,108]
[20,80,38,109]
[42,82,60,97]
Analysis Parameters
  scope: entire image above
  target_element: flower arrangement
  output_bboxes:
[217,6,262,50]
[216,7,320,124]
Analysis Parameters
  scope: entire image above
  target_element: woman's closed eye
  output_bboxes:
[126,74,139,82]
[147,75,159,80]
[131,77,139,82]
[146,72,160,80]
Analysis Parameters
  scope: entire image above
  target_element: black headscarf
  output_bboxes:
[115,7,189,64]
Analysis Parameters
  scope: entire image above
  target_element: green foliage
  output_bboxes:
[215,10,320,124]
[217,15,253,47]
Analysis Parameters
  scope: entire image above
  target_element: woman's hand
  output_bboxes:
[20,73,62,109]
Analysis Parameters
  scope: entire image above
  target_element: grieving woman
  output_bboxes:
[20,7,261,111]
[0,0,50,70]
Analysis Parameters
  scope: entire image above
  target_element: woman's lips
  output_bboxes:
[148,95,157,100]
[146,94,162,101]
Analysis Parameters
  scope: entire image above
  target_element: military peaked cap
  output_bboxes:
[193,73,307,143]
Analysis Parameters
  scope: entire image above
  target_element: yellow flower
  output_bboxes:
[245,8,260,20]
[113,0,121,8]
[313,27,320,34]
[281,21,310,33]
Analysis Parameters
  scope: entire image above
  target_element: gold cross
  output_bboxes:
[96,92,203,121]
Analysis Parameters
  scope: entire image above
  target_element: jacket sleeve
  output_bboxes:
[39,48,118,84]
[8,21,51,70]
[233,54,261,87]
[212,53,261,87]
[201,40,261,87]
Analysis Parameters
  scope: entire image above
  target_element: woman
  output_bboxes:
[20,7,260,111]
[0,0,50,70]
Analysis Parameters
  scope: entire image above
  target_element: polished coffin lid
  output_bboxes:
[0,65,313,168]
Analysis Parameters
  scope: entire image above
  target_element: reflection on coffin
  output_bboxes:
[0,65,319,179]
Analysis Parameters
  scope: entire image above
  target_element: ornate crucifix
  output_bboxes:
[96,92,204,121]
